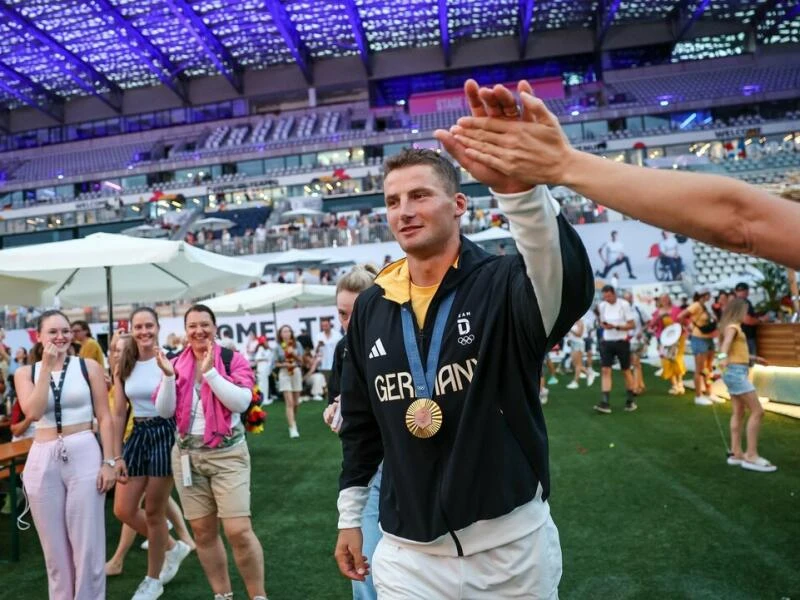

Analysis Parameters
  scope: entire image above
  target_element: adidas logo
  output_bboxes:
[368,338,387,359]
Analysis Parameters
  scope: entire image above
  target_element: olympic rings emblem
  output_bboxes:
[458,334,475,345]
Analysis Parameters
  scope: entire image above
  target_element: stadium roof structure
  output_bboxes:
[0,0,797,121]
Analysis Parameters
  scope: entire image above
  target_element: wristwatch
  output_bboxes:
[102,459,116,468]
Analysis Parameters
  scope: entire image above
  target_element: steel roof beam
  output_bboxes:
[264,0,313,84]
[342,0,370,74]
[0,2,122,113]
[438,0,451,67]
[0,61,65,123]
[518,0,535,58]
[673,0,711,45]
[596,0,622,49]
[164,0,243,94]
[92,0,190,104]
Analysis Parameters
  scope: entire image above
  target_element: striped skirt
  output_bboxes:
[122,417,176,478]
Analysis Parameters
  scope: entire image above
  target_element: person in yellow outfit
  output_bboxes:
[649,294,686,395]
[71,320,106,367]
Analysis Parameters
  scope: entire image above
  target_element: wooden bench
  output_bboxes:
[0,438,32,563]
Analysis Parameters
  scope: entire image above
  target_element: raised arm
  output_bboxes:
[445,80,800,270]
[437,80,593,345]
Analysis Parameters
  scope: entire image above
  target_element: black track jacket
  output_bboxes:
[338,186,593,556]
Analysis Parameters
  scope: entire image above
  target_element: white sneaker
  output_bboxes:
[539,387,549,405]
[694,396,713,406]
[289,425,300,439]
[312,395,324,402]
[579,372,587,379]
[159,540,191,584]
[132,576,163,600]
[654,368,664,377]
[140,539,149,551]
[566,381,579,390]
[586,371,596,387]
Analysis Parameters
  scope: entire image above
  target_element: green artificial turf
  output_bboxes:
[2,368,798,599]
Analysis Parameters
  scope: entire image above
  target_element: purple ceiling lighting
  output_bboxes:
[438,0,451,66]
[0,1,123,113]
[519,0,535,58]
[0,60,65,122]
[264,0,313,84]
[91,0,189,104]
[163,0,243,94]
[342,0,371,73]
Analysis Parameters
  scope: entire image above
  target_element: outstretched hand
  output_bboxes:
[434,79,533,194]
[436,79,578,187]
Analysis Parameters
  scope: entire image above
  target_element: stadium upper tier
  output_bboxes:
[1,59,799,189]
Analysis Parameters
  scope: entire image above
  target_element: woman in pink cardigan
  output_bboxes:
[155,304,267,600]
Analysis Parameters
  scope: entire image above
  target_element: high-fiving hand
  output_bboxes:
[434,78,577,188]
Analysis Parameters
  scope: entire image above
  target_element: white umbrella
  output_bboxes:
[204,283,336,315]
[281,208,325,220]
[0,232,263,334]
[191,217,236,232]
[121,224,170,238]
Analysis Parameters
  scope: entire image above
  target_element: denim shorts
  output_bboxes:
[722,364,755,396]
[690,336,715,355]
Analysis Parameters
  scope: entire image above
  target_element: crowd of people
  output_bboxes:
[534,280,775,473]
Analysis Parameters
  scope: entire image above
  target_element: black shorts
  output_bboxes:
[123,416,176,478]
[599,340,631,370]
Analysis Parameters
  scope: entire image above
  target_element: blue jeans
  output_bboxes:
[352,463,383,600]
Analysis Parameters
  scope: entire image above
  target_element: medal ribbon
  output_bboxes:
[400,291,456,401]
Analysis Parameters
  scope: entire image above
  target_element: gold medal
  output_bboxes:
[405,398,443,439]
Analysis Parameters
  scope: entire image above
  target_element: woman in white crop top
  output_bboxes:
[13,310,116,600]
[111,308,193,598]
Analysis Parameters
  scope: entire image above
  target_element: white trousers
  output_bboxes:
[373,515,562,599]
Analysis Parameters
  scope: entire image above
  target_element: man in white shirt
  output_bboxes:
[597,230,636,279]
[658,230,683,280]
[255,224,267,252]
[316,318,342,396]
[595,285,637,413]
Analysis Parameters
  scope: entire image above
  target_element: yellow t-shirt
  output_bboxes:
[410,281,440,329]
[108,386,135,442]
[687,301,714,338]
[79,338,106,367]
[726,324,750,365]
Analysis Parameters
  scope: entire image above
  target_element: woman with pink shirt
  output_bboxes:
[155,304,267,600]
[649,294,687,395]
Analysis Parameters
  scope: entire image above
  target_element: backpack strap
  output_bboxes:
[78,358,95,411]
[31,362,36,383]
[220,346,234,376]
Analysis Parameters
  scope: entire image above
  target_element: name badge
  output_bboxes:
[180,453,193,487]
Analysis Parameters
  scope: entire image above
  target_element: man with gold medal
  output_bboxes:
[334,80,593,598]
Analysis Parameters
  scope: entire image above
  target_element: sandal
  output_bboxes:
[740,456,777,473]
[726,453,743,466]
